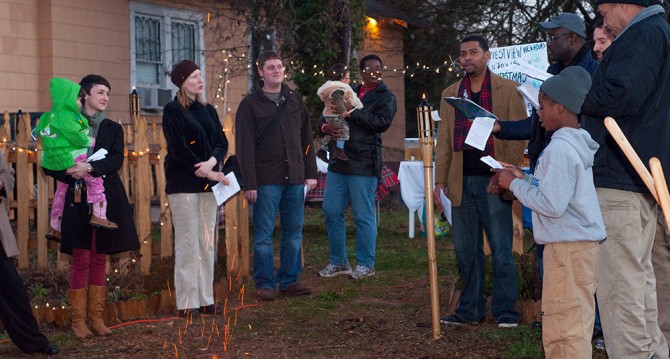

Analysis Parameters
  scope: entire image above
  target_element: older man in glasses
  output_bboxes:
[581,1,670,358]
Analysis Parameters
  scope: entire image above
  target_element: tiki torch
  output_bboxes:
[417,94,441,339]
[130,87,140,120]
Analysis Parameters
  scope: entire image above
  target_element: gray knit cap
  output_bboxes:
[540,66,592,114]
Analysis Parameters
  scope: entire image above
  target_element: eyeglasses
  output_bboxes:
[546,33,572,43]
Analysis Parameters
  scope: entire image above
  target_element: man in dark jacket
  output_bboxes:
[235,51,318,302]
[492,12,598,173]
[317,54,397,280]
[580,1,670,358]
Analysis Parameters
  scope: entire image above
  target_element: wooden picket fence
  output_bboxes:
[2,110,249,278]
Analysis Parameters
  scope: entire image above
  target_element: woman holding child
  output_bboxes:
[43,74,139,338]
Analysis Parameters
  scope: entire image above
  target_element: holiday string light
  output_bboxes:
[207,47,463,111]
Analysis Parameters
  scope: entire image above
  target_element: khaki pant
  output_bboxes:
[596,188,668,359]
[168,192,218,311]
[542,241,597,359]
[653,212,670,354]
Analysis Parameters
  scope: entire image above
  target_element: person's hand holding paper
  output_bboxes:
[464,117,496,151]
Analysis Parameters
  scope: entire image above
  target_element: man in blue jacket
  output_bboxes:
[581,1,670,358]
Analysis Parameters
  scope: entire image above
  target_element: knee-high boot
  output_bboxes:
[88,285,112,336]
[68,288,93,338]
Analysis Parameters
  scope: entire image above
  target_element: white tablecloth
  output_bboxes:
[398,161,430,213]
[398,161,452,238]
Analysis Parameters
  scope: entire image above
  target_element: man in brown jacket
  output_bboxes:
[434,35,527,328]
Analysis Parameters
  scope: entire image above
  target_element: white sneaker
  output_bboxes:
[497,319,519,328]
[349,265,375,280]
[317,263,352,277]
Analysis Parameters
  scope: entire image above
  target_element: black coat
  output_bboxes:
[162,100,228,194]
[321,81,397,177]
[44,119,140,254]
[581,12,670,193]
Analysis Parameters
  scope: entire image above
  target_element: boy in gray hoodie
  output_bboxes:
[496,66,605,359]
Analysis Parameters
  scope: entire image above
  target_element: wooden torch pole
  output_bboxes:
[650,157,670,233]
[604,117,658,202]
[418,94,441,339]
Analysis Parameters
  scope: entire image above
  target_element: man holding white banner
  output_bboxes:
[492,12,598,174]
[434,35,527,328]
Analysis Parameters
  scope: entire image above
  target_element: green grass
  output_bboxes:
[476,326,543,358]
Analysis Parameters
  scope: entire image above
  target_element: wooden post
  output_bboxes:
[511,200,524,254]
[650,158,670,233]
[157,130,173,258]
[15,112,30,268]
[222,110,249,279]
[133,115,152,274]
[118,119,130,198]
[35,121,49,269]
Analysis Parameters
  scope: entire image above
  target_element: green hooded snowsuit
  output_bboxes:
[36,78,93,171]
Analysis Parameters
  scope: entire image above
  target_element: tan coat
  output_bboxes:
[435,72,528,206]
[0,151,17,257]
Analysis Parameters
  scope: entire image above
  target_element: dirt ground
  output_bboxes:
[0,270,609,359]
[0,204,610,358]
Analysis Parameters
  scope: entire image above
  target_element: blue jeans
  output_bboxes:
[253,184,304,291]
[322,172,378,268]
[451,176,519,323]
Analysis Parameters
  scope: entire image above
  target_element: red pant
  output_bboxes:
[69,230,106,289]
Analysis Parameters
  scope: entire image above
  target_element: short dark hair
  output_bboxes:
[594,18,605,29]
[359,54,383,71]
[79,74,111,94]
[460,35,490,52]
[326,63,348,81]
[256,50,282,69]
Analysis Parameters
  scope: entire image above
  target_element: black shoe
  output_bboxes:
[41,343,60,355]
[440,315,477,325]
[177,308,199,318]
[199,304,223,315]
[280,283,312,296]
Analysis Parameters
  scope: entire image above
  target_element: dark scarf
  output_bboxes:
[453,69,494,156]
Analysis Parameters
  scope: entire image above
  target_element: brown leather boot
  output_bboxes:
[68,288,93,339]
[89,201,118,230]
[88,285,112,336]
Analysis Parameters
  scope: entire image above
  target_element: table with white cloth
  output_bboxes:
[398,161,438,239]
[397,161,525,253]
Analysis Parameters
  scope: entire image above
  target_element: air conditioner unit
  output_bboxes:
[136,87,173,110]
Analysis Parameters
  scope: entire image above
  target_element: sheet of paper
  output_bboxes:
[439,189,452,225]
[212,172,241,206]
[480,155,504,169]
[517,84,540,111]
[508,62,552,82]
[431,110,441,122]
[464,117,495,151]
[87,148,108,162]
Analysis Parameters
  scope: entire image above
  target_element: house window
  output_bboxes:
[130,2,205,110]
